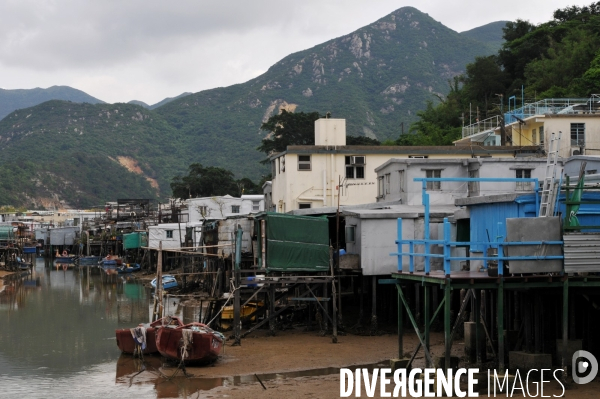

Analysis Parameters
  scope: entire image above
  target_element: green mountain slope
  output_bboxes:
[0,85,104,121]
[460,21,509,52]
[155,7,499,169]
[0,7,504,208]
[0,100,184,208]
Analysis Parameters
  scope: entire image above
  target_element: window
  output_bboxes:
[468,170,479,196]
[166,230,173,238]
[298,203,311,209]
[409,155,429,159]
[426,170,441,190]
[516,169,532,191]
[280,157,285,173]
[345,225,356,243]
[345,156,365,179]
[571,123,585,146]
[539,126,544,144]
[398,170,405,193]
[385,174,391,194]
[198,205,208,217]
[272,160,277,177]
[231,205,240,213]
[298,155,311,170]
[532,129,537,144]
[377,176,385,198]
[252,201,260,212]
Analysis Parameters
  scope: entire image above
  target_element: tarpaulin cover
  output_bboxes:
[260,213,329,272]
[123,232,147,249]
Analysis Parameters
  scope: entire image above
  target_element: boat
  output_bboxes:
[16,257,32,270]
[78,255,102,265]
[155,322,224,364]
[151,275,178,290]
[54,251,77,263]
[99,257,123,266]
[115,316,183,355]
[117,263,141,274]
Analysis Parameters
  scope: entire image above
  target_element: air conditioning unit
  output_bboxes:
[351,156,365,165]
[571,148,581,156]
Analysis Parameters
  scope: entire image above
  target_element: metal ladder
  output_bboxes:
[539,131,562,217]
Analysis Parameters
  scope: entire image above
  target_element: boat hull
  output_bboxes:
[115,316,183,355]
[155,323,223,364]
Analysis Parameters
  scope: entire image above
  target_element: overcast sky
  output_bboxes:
[0,0,592,105]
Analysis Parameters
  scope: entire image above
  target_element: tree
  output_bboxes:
[257,110,323,160]
[170,163,237,199]
[171,163,261,199]
[346,136,380,146]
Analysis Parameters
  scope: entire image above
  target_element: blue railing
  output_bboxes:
[388,177,563,276]
[391,217,564,276]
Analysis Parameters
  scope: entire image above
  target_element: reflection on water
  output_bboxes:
[0,259,162,398]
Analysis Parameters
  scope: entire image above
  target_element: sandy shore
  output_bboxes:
[115,326,600,398]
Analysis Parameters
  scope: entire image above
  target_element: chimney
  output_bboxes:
[314,118,346,146]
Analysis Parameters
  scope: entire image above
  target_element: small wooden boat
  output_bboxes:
[115,316,183,355]
[151,275,178,290]
[55,255,77,264]
[16,257,32,270]
[78,255,102,265]
[155,322,224,364]
[117,263,141,274]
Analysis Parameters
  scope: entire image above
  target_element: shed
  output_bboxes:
[148,223,186,249]
[202,216,253,258]
[344,205,458,275]
[48,227,79,246]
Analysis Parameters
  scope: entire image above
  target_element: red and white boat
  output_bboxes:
[116,316,183,355]
[155,322,224,364]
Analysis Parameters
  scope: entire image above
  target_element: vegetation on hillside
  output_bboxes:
[402,2,600,145]
[170,163,260,199]
[0,7,506,207]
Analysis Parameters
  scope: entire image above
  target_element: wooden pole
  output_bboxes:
[157,241,163,322]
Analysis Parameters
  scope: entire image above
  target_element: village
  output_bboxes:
[2,95,600,397]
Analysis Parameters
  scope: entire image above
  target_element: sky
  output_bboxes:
[0,0,593,105]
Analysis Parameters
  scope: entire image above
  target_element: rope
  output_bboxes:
[206,279,240,327]
[180,329,193,361]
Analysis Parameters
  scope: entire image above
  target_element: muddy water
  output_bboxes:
[0,259,162,398]
[0,260,375,398]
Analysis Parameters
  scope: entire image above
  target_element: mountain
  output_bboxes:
[149,92,192,109]
[0,7,504,208]
[128,100,150,108]
[154,6,500,166]
[127,93,192,110]
[460,21,508,52]
[0,85,104,120]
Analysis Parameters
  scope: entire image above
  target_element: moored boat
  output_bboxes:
[155,322,224,364]
[151,275,178,290]
[115,316,183,355]
[117,263,141,274]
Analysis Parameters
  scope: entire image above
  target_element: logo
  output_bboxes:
[572,350,598,384]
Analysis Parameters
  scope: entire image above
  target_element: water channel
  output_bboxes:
[0,258,208,398]
[1,259,384,398]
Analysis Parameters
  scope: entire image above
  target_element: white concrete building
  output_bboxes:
[269,117,540,212]
[187,194,264,223]
[375,157,551,205]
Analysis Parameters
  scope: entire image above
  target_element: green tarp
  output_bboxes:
[257,212,330,272]
[122,232,147,249]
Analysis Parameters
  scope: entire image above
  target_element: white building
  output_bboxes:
[375,157,551,205]
[269,117,538,212]
[187,194,264,223]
